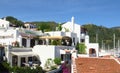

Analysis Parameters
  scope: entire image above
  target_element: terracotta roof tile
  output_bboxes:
[75,57,120,73]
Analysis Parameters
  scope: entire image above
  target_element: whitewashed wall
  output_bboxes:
[32,45,74,68]
[32,45,56,68]
[0,19,9,28]
[0,29,18,45]
[62,20,81,43]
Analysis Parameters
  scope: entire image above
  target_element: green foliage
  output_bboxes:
[5,16,24,27]
[51,40,61,45]
[32,22,58,32]
[76,43,86,54]
[51,65,57,70]
[54,58,61,65]
[36,66,44,73]
[56,24,62,31]
[0,62,44,73]
[45,58,54,69]
[44,58,57,71]
[11,66,43,73]
[0,62,10,73]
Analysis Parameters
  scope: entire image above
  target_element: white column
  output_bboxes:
[85,35,89,45]
[27,39,30,47]
[42,40,45,45]
[35,40,38,45]
[26,57,28,63]
[10,54,13,66]
[18,36,22,47]
[46,39,49,45]
[18,57,21,67]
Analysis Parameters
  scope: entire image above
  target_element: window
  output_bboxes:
[22,38,27,47]
[61,54,64,61]
[21,57,25,67]
[28,57,32,61]
[81,39,85,42]
[12,56,18,66]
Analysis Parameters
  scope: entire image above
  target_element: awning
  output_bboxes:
[39,36,71,40]
[39,36,63,40]
[11,52,37,57]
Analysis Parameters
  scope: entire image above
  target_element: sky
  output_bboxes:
[0,0,120,28]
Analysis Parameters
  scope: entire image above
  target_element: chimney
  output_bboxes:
[3,17,6,21]
[71,16,75,32]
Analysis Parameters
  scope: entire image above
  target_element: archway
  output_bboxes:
[89,48,96,57]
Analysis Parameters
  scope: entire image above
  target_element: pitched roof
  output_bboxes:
[75,57,120,73]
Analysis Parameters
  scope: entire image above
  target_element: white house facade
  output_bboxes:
[62,17,99,57]
[0,18,9,28]
[62,17,81,43]
[0,17,99,69]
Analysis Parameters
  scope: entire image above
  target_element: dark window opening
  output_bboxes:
[21,57,25,67]
[81,39,85,42]
[12,56,18,66]
[22,38,26,47]
[61,54,64,61]
[30,39,35,47]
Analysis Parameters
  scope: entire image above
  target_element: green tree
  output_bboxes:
[35,22,57,33]
[56,24,62,31]
[76,43,86,54]
[5,16,24,27]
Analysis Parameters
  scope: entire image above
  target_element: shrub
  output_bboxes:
[51,40,61,45]
[51,65,57,70]
[76,43,86,54]
[54,58,61,65]
[0,62,44,73]
[0,62,10,73]
[45,58,54,69]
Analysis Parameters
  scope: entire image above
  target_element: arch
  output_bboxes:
[89,48,96,57]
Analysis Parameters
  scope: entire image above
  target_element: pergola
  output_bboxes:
[39,36,72,45]
[39,36,71,40]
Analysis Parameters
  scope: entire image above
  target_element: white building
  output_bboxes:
[62,17,81,43]
[0,17,99,68]
[32,45,74,68]
[0,18,9,28]
[85,35,99,57]
[62,17,99,57]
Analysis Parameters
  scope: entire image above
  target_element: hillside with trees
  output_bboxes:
[4,16,24,27]
[82,24,120,49]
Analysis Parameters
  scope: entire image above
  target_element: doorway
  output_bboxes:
[21,57,26,67]
[89,48,96,57]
